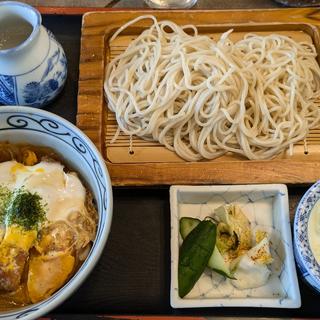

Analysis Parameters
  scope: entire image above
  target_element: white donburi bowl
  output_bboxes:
[294,180,320,293]
[0,106,113,320]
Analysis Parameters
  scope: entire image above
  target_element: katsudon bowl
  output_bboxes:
[0,106,113,319]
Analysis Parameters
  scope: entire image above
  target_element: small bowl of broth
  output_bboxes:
[294,180,320,293]
[0,106,113,319]
[0,2,67,107]
[0,5,34,51]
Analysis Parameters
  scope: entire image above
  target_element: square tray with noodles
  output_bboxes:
[77,10,320,186]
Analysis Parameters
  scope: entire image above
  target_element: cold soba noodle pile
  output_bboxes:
[104,16,320,161]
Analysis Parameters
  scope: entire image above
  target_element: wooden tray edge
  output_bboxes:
[107,160,320,186]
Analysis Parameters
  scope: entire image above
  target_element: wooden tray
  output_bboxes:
[77,9,320,186]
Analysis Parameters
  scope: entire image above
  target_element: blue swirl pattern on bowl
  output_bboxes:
[2,113,108,212]
[294,180,320,293]
[0,106,113,320]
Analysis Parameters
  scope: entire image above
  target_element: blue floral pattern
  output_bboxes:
[23,47,67,107]
[0,75,16,104]
[0,28,67,107]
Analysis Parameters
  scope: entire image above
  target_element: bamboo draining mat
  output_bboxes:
[78,9,320,186]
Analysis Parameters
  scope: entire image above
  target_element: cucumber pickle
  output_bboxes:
[178,220,216,298]
[179,217,200,239]
[179,217,235,280]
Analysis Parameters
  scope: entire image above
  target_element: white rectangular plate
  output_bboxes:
[170,184,301,308]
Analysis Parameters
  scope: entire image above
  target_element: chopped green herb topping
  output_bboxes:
[5,188,46,230]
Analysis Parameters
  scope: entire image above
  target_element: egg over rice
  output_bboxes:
[0,144,97,310]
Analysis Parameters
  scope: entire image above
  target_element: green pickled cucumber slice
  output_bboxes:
[179,217,235,279]
[179,217,201,239]
[208,246,236,279]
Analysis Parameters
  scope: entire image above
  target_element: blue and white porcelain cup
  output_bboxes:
[0,1,67,107]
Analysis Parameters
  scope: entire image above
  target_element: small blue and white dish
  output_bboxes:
[0,1,67,107]
[0,106,113,320]
[294,180,320,293]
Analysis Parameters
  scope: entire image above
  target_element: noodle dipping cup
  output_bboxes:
[0,1,67,107]
[0,106,113,320]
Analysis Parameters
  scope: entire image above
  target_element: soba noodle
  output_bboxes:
[104,15,320,161]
